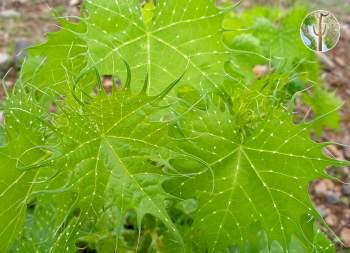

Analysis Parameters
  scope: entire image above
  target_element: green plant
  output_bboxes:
[0,1,346,252]
[222,6,342,135]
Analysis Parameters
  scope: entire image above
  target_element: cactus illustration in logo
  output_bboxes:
[313,11,329,51]
[300,10,340,52]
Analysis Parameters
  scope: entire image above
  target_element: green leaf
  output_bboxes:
[8,84,183,252]
[168,97,342,252]
[0,89,51,252]
[225,34,266,84]
[303,86,342,136]
[22,19,88,94]
[222,5,341,134]
[25,0,231,98]
[223,6,321,84]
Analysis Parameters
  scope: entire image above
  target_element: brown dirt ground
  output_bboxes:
[310,21,350,252]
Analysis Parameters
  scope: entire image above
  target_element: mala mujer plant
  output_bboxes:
[0,0,346,252]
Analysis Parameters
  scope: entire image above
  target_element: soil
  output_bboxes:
[310,20,350,252]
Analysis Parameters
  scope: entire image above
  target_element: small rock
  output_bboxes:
[316,206,327,217]
[69,0,82,6]
[341,25,350,39]
[0,52,12,74]
[325,192,340,205]
[253,65,269,79]
[0,112,3,125]
[345,209,350,219]
[316,52,335,70]
[103,75,113,93]
[327,144,344,160]
[325,214,338,227]
[342,185,350,196]
[15,39,31,68]
[314,180,334,196]
[340,227,350,247]
[5,80,14,90]
[334,57,345,67]
[49,104,57,113]
[0,52,11,66]
[329,77,341,87]
[341,196,349,206]
[0,9,20,18]
[0,89,4,101]
[344,147,350,160]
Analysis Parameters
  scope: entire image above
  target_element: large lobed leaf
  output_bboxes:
[167,97,342,252]
[3,86,341,252]
[23,0,232,98]
[10,86,185,252]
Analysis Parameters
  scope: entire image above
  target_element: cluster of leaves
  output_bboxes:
[0,1,346,252]
[222,6,342,135]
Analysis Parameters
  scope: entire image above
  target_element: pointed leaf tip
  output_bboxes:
[122,59,131,91]
[141,72,149,94]
[156,72,186,101]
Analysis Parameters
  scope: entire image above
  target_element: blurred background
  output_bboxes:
[0,0,350,252]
